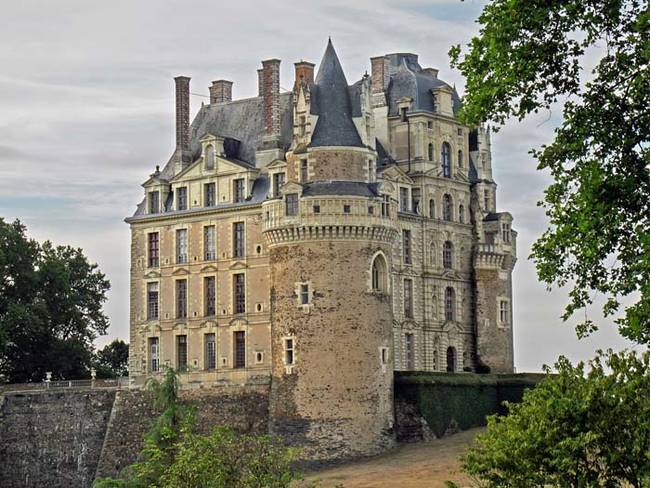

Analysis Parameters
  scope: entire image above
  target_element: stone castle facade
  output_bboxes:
[126,40,517,461]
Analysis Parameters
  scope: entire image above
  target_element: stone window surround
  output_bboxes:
[498,296,511,328]
[294,281,314,312]
[368,251,390,294]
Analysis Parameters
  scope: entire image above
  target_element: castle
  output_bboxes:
[125,40,517,461]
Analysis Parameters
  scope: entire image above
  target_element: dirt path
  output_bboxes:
[303,428,482,488]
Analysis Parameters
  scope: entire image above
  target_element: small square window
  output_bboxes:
[313,205,321,214]
[368,206,374,215]
[343,205,351,214]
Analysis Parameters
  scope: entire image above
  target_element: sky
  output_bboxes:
[0,0,638,372]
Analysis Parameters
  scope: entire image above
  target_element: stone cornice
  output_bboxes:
[264,224,397,246]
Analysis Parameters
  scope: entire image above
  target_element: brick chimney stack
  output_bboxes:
[174,76,191,154]
[294,60,315,90]
[261,59,281,137]
[257,68,264,97]
[209,80,233,104]
[370,56,389,94]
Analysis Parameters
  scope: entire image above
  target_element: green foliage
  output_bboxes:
[461,350,650,487]
[94,339,129,378]
[0,218,110,382]
[94,368,306,488]
[450,0,650,343]
[396,372,542,438]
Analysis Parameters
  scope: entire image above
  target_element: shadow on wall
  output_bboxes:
[394,371,545,440]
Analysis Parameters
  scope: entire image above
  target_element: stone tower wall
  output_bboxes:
[267,238,395,462]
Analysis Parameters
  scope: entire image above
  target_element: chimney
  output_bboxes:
[261,59,281,137]
[257,68,264,97]
[423,67,439,79]
[294,60,315,90]
[174,76,191,154]
[370,55,389,94]
[209,80,233,104]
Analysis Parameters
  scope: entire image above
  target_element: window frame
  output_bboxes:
[176,279,188,319]
[441,142,452,178]
[233,222,245,258]
[176,186,188,211]
[204,182,216,207]
[233,273,246,314]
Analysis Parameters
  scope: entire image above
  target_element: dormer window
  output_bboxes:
[399,187,409,212]
[502,223,511,243]
[205,144,215,170]
[272,172,285,198]
[286,193,299,216]
[176,187,187,211]
[148,191,160,214]
[233,178,245,203]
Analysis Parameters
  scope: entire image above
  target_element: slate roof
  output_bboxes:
[384,53,461,117]
[309,40,364,148]
[302,181,380,198]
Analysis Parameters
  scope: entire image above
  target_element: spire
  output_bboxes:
[310,39,363,148]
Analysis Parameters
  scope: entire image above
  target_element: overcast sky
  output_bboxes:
[0,0,637,372]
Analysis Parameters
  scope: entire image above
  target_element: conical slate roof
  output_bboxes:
[310,39,364,148]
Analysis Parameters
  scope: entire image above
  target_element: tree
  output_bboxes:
[94,339,129,378]
[459,350,650,487]
[0,218,110,382]
[450,0,650,343]
[94,368,307,488]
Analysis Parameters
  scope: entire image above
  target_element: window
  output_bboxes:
[233,222,244,258]
[441,142,451,178]
[204,226,216,260]
[204,183,216,207]
[176,187,187,211]
[233,331,246,368]
[148,232,159,268]
[371,254,388,292]
[300,159,308,182]
[443,194,453,221]
[149,337,159,373]
[367,159,373,181]
[299,284,309,305]
[285,194,299,216]
[205,333,216,370]
[205,276,216,316]
[446,346,456,372]
[284,338,295,365]
[381,347,389,365]
[148,191,160,214]
[405,333,414,369]
[343,204,351,214]
[443,241,453,269]
[499,300,510,324]
[402,229,412,264]
[404,279,413,318]
[233,273,245,314]
[205,144,215,169]
[502,223,511,243]
[399,187,409,212]
[313,204,320,214]
[368,206,374,215]
[272,172,285,198]
[176,279,187,319]
[177,335,188,371]
[233,178,245,203]
[444,287,455,321]
[381,195,390,217]
[458,149,463,168]
[147,282,159,320]
[428,143,433,161]
[459,205,465,224]
[429,199,435,219]
[411,188,421,214]
[484,189,490,211]
[427,120,433,130]
[176,229,188,264]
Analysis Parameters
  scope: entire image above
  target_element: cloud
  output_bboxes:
[0,0,634,366]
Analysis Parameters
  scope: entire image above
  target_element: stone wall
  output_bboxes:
[0,384,269,488]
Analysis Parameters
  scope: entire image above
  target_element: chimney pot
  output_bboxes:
[294,60,315,90]
[209,79,233,104]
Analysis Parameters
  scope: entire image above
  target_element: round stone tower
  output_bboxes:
[263,40,397,462]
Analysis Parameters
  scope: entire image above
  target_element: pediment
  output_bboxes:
[282,181,303,195]
[228,260,247,270]
[172,267,190,276]
[380,165,414,184]
[171,159,202,181]
[230,317,248,327]
[144,270,161,279]
[442,320,461,334]
[200,319,218,328]
[200,264,218,273]
[199,133,223,143]
[267,158,287,169]
[376,180,395,194]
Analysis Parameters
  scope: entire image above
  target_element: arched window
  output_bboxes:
[458,204,465,224]
[446,346,456,372]
[429,199,435,219]
[443,194,453,221]
[428,143,433,161]
[458,149,463,168]
[443,241,453,269]
[444,287,455,321]
[205,145,215,170]
[441,142,451,178]
[371,254,388,292]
